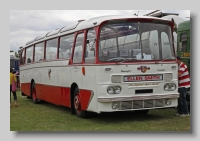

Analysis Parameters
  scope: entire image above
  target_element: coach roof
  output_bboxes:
[25,15,172,46]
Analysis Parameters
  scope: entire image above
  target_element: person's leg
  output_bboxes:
[179,87,189,115]
[13,92,18,107]
[177,88,182,114]
[10,85,12,106]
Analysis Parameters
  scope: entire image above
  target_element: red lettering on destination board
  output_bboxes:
[127,77,133,81]
[135,76,142,80]
[125,75,162,82]
[145,76,152,80]
[127,76,142,81]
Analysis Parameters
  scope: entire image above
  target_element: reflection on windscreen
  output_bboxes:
[99,22,175,62]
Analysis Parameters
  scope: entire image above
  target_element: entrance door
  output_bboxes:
[70,32,85,88]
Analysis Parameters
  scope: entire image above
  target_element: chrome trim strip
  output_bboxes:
[97,94,180,102]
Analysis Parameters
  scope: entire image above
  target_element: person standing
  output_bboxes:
[10,68,18,107]
[15,71,20,88]
[174,56,190,116]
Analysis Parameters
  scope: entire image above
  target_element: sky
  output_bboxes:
[10,10,190,52]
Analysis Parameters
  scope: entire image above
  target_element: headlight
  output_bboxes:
[164,84,169,91]
[107,87,114,94]
[107,86,122,94]
[164,83,176,91]
[115,86,121,94]
[171,84,176,91]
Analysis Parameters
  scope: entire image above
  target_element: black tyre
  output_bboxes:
[31,82,39,104]
[73,87,88,118]
[27,96,31,99]
[21,91,26,96]
[134,109,149,115]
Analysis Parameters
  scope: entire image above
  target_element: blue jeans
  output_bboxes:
[178,87,189,114]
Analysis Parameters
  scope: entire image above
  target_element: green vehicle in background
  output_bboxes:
[176,20,190,112]
[177,20,190,73]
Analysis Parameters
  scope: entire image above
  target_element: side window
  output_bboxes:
[73,33,84,63]
[85,29,96,63]
[59,34,74,59]
[161,32,173,59]
[34,42,44,62]
[180,33,187,52]
[125,34,140,49]
[104,38,117,50]
[46,38,58,60]
[25,46,33,64]
[118,36,125,49]
[99,40,105,50]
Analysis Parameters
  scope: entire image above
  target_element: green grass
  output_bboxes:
[10,90,190,132]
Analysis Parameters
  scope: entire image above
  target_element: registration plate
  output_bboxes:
[124,74,163,82]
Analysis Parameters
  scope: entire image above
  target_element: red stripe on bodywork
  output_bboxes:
[21,83,31,97]
[79,89,92,110]
[21,83,71,107]
[58,87,70,107]
[20,83,92,110]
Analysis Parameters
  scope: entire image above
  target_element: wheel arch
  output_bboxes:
[70,83,78,113]
[30,79,35,98]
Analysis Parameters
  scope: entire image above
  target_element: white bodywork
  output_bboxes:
[20,15,179,114]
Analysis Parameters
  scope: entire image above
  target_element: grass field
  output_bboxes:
[10,90,190,132]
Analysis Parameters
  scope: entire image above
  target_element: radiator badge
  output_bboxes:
[137,66,150,73]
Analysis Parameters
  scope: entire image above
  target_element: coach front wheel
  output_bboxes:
[73,87,88,118]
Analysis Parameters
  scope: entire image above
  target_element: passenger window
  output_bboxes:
[73,33,84,63]
[59,34,74,59]
[85,29,96,63]
[46,38,58,60]
[118,36,125,49]
[34,42,44,62]
[104,38,117,50]
[179,33,187,52]
[25,46,33,64]
[20,49,25,65]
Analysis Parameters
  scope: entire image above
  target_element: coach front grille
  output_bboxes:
[119,99,167,110]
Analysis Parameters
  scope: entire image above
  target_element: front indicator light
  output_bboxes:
[107,87,114,94]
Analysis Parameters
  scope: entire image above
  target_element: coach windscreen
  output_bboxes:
[98,22,175,62]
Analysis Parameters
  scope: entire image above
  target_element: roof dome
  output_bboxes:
[161,15,185,26]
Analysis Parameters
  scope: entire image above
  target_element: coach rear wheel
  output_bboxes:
[27,96,31,99]
[73,87,88,118]
[21,91,26,96]
[31,82,39,104]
